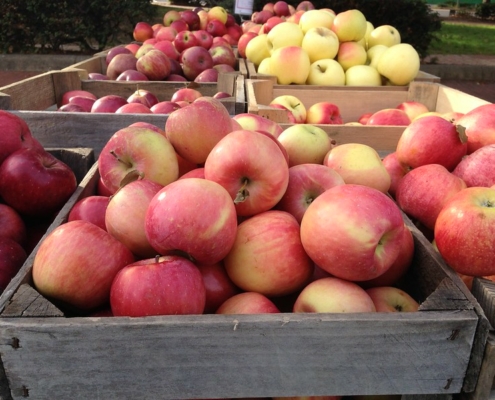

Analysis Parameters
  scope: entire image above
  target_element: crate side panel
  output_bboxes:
[434,86,491,114]
[0,72,57,111]
[0,312,479,400]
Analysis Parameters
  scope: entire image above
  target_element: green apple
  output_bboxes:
[299,9,335,34]
[368,25,401,49]
[267,21,304,53]
[245,33,271,67]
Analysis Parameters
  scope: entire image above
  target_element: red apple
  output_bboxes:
[155,26,178,42]
[306,102,343,124]
[116,70,150,81]
[127,89,159,108]
[181,10,201,31]
[181,45,215,81]
[133,21,154,42]
[206,19,228,37]
[151,100,181,114]
[110,255,206,317]
[231,112,284,138]
[194,68,218,82]
[68,196,111,231]
[170,18,189,33]
[105,45,133,65]
[67,95,96,112]
[60,90,97,107]
[136,49,172,81]
[91,95,128,113]
[174,30,200,53]
[145,178,238,264]
[455,104,495,154]
[366,109,411,126]
[216,292,280,314]
[192,29,214,49]
[209,43,237,68]
[273,0,291,16]
[382,151,409,199]
[0,204,27,246]
[0,237,27,292]
[153,40,180,62]
[32,220,135,312]
[452,144,495,187]
[0,148,77,218]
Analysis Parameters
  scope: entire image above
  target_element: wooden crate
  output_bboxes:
[245,59,441,83]
[0,161,490,400]
[0,68,246,115]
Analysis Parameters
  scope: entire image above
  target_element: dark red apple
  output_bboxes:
[180,10,201,30]
[0,237,27,292]
[116,70,150,81]
[88,72,109,80]
[0,203,27,246]
[181,45,214,81]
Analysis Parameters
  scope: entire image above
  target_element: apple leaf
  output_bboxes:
[456,124,468,144]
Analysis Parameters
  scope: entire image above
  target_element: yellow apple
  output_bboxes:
[367,44,388,68]
[269,46,311,85]
[267,21,304,53]
[301,27,339,63]
[337,41,367,71]
[257,56,272,75]
[306,59,345,85]
[298,9,335,34]
[345,65,382,86]
[361,20,375,48]
[368,25,401,49]
[245,33,271,67]
[207,6,228,24]
[377,43,420,86]
[331,9,367,42]
[269,95,307,123]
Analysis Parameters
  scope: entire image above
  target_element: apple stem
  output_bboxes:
[110,150,133,168]
[234,179,250,204]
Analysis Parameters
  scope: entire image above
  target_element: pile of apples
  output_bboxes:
[0,111,79,293]
[28,99,421,318]
[88,6,242,83]
[58,86,232,114]
[239,0,421,86]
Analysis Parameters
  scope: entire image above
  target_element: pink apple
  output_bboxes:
[58,104,85,112]
[0,148,77,218]
[98,125,179,194]
[455,104,495,154]
[300,184,407,282]
[306,102,343,124]
[396,115,468,171]
[170,18,189,33]
[173,30,200,53]
[133,21,154,42]
[127,89,159,108]
[170,87,203,103]
[181,45,214,80]
[68,196,110,231]
[105,179,164,258]
[178,167,205,180]
[68,95,96,112]
[213,64,235,74]
[91,95,128,113]
[165,96,234,164]
[395,163,467,231]
[204,129,290,217]
[224,210,313,296]
[192,29,214,49]
[106,53,138,80]
[136,49,172,81]
[155,26,178,42]
[366,286,419,312]
[105,45,133,65]
[115,103,152,114]
[276,163,345,224]
[366,109,411,126]
[231,113,284,137]
[166,73,188,82]
[381,151,409,199]
[293,276,376,313]
[88,72,109,80]
[296,0,315,11]
[116,70,150,81]
[452,144,495,187]
[125,43,140,55]
[216,292,280,314]
[0,237,27,292]
[32,220,135,312]
[151,100,181,114]
[145,178,238,264]
[237,32,257,58]
[60,90,97,107]
[194,68,218,82]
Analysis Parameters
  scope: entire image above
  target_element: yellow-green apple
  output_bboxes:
[270,45,310,84]
[245,33,271,67]
[165,96,233,164]
[359,20,375,48]
[97,126,179,194]
[197,261,240,314]
[331,9,367,42]
[300,184,407,281]
[381,151,409,199]
[278,124,333,166]
[276,163,345,223]
[306,59,346,85]
[452,144,495,187]
[306,101,343,124]
[434,187,495,276]
[302,27,339,63]
[396,100,430,121]
[133,21,154,42]
[395,115,468,171]
[145,178,237,264]
[163,9,181,26]
[105,179,164,258]
[68,196,110,232]
[337,41,367,71]
[367,44,388,69]
[257,56,273,75]
[395,163,467,231]
[216,292,280,314]
[366,108,411,126]
[0,148,77,218]
[0,203,27,245]
[377,43,420,86]
[0,237,27,293]
[110,255,206,317]
[299,9,335,33]
[455,104,495,154]
[367,25,401,49]
[293,276,377,313]
[345,64,382,86]
[269,94,307,123]
[237,31,257,58]
[267,21,304,52]
[204,129,289,216]
[208,6,228,24]
[231,113,284,137]
[366,286,419,312]
[324,143,391,193]
[106,53,138,80]
[224,210,313,296]
[32,220,135,312]
[359,225,414,288]
[180,45,214,80]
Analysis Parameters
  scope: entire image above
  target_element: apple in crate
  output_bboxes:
[136,49,172,81]
[174,30,200,53]
[181,45,214,81]
[435,187,495,277]
[216,292,280,314]
[193,29,214,49]
[306,101,343,124]
[105,45,133,65]
[194,68,218,83]
[381,152,409,199]
[133,21,154,42]
[395,163,467,231]
[396,100,429,121]
[0,148,77,218]
[116,70,149,81]
[395,115,468,171]
[115,103,152,114]
[377,43,420,86]
[224,210,313,297]
[181,9,200,31]
[106,53,138,80]
[277,124,333,166]
[91,95,128,113]
[170,87,203,103]
[98,125,179,194]
[33,220,135,312]
[306,59,345,86]
[453,144,495,187]
[455,104,495,154]
[145,178,238,265]
[366,286,419,312]
[270,46,311,85]
[300,184,407,282]
[0,237,27,293]
[151,101,181,114]
[324,143,391,194]
[67,95,96,112]
[293,277,376,313]
[368,24,401,48]
[127,89,159,108]
[68,196,110,232]
[204,129,289,217]
[231,113,283,138]
[276,163,345,224]
[366,108,410,126]
[302,27,339,63]
[0,204,27,246]
[345,65,383,86]
[110,255,206,317]
[269,95,307,124]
